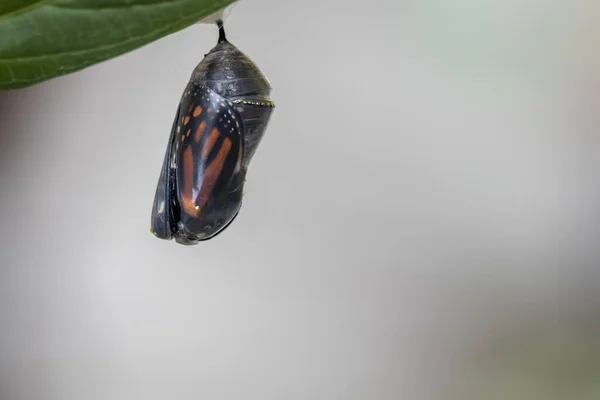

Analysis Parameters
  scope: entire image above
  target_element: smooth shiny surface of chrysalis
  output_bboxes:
[151,22,275,245]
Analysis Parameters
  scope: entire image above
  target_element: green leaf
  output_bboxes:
[0,0,237,90]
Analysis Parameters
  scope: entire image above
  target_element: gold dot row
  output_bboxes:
[232,99,276,108]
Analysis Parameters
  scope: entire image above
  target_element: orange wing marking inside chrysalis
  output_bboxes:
[196,138,232,209]
[201,128,220,159]
[193,106,203,117]
[194,121,207,143]
[181,146,198,216]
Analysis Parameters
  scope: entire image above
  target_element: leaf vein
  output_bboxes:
[0,14,192,63]
[0,0,50,22]
[49,0,187,12]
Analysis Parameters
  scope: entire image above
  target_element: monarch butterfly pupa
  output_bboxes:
[150,21,275,245]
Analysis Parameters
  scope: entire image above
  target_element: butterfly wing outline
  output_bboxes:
[151,83,245,243]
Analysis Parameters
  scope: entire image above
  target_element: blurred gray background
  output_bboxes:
[1,0,600,399]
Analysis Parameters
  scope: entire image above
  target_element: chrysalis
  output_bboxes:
[150,21,275,245]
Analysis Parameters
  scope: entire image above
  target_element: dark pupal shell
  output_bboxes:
[191,39,275,168]
[150,25,275,245]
